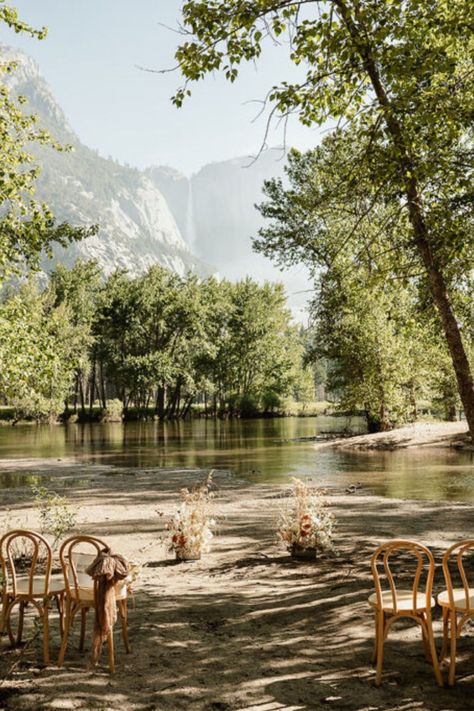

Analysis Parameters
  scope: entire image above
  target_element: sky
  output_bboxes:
[2,0,322,175]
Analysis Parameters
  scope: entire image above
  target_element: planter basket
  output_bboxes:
[175,549,201,562]
[291,544,317,560]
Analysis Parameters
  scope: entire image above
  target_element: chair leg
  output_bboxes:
[42,601,50,666]
[79,608,87,652]
[0,592,8,635]
[422,614,444,687]
[420,615,431,662]
[118,600,131,654]
[375,609,385,686]
[5,599,16,645]
[58,598,72,668]
[17,601,25,644]
[448,610,457,687]
[1,597,15,644]
[372,610,379,664]
[56,594,65,638]
[440,607,449,663]
[107,629,115,673]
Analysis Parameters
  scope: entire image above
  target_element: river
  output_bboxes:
[0,416,473,502]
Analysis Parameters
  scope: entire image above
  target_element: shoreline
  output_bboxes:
[314,420,471,451]
[1,462,474,709]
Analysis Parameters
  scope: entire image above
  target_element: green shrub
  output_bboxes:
[238,394,260,417]
[100,398,123,422]
[261,390,282,412]
[32,485,78,550]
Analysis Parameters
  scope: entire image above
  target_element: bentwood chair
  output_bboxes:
[0,529,65,664]
[438,540,474,686]
[368,540,443,687]
[58,535,130,672]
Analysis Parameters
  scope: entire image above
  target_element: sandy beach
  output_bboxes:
[315,421,471,452]
[1,458,474,710]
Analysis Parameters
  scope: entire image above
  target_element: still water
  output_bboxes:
[0,416,473,502]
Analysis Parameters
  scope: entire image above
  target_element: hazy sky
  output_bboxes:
[2,0,321,175]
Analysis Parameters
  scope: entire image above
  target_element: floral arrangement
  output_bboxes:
[278,477,334,556]
[167,473,216,560]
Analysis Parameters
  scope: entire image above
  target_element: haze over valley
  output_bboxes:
[4,45,311,317]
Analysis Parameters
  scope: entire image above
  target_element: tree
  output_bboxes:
[0,2,95,280]
[312,266,445,431]
[0,281,85,421]
[50,260,103,414]
[257,143,456,429]
[224,279,298,414]
[172,0,474,437]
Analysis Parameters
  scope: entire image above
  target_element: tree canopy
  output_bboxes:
[172,0,474,438]
[0,2,95,280]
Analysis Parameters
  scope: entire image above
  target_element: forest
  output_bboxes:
[0,251,468,430]
[0,263,313,422]
[0,0,472,434]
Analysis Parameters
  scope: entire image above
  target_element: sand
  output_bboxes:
[1,459,474,710]
[315,421,471,452]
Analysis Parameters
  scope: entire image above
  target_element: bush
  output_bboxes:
[32,485,79,550]
[238,393,260,417]
[100,398,123,422]
[261,390,282,412]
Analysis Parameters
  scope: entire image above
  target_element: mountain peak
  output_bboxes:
[1,44,41,81]
[2,44,213,279]
[1,43,76,140]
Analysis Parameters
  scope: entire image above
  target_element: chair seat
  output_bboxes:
[69,582,128,603]
[438,588,474,611]
[368,589,435,612]
[6,576,65,597]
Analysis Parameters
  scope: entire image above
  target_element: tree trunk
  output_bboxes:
[336,0,474,440]
[79,376,86,415]
[73,372,79,414]
[365,410,382,433]
[409,383,418,421]
[89,357,96,415]
[99,361,107,409]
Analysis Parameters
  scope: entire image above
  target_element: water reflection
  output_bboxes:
[0,417,473,502]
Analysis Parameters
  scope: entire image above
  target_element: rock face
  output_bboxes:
[2,45,307,301]
[2,45,212,278]
[146,151,288,278]
[146,153,312,319]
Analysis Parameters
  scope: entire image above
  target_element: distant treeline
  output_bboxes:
[0,260,467,430]
[0,261,315,423]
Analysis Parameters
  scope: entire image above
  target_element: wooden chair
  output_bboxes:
[0,529,65,664]
[57,535,131,672]
[368,540,443,687]
[438,539,474,686]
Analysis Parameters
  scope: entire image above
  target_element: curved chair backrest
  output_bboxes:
[371,540,435,613]
[59,534,107,599]
[0,529,52,597]
[442,539,474,611]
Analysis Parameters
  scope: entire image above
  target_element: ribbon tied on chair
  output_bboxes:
[86,547,129,664]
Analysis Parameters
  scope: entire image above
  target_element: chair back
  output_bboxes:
[0,529,52,597]
[371,539,435,613]
[442,539,474,611]
[59,534,106,599]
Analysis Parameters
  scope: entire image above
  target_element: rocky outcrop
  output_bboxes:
[147,151,288,272]
[2,45,212,278]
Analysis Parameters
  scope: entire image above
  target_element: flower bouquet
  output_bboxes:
[168,473,215,561]
[278,477,334,560]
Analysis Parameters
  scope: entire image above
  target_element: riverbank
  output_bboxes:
[315,420,471,452]
[1,462,474,709]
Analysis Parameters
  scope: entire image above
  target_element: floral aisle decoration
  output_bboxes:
[167,472,216,561]
[278,477,334,559]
